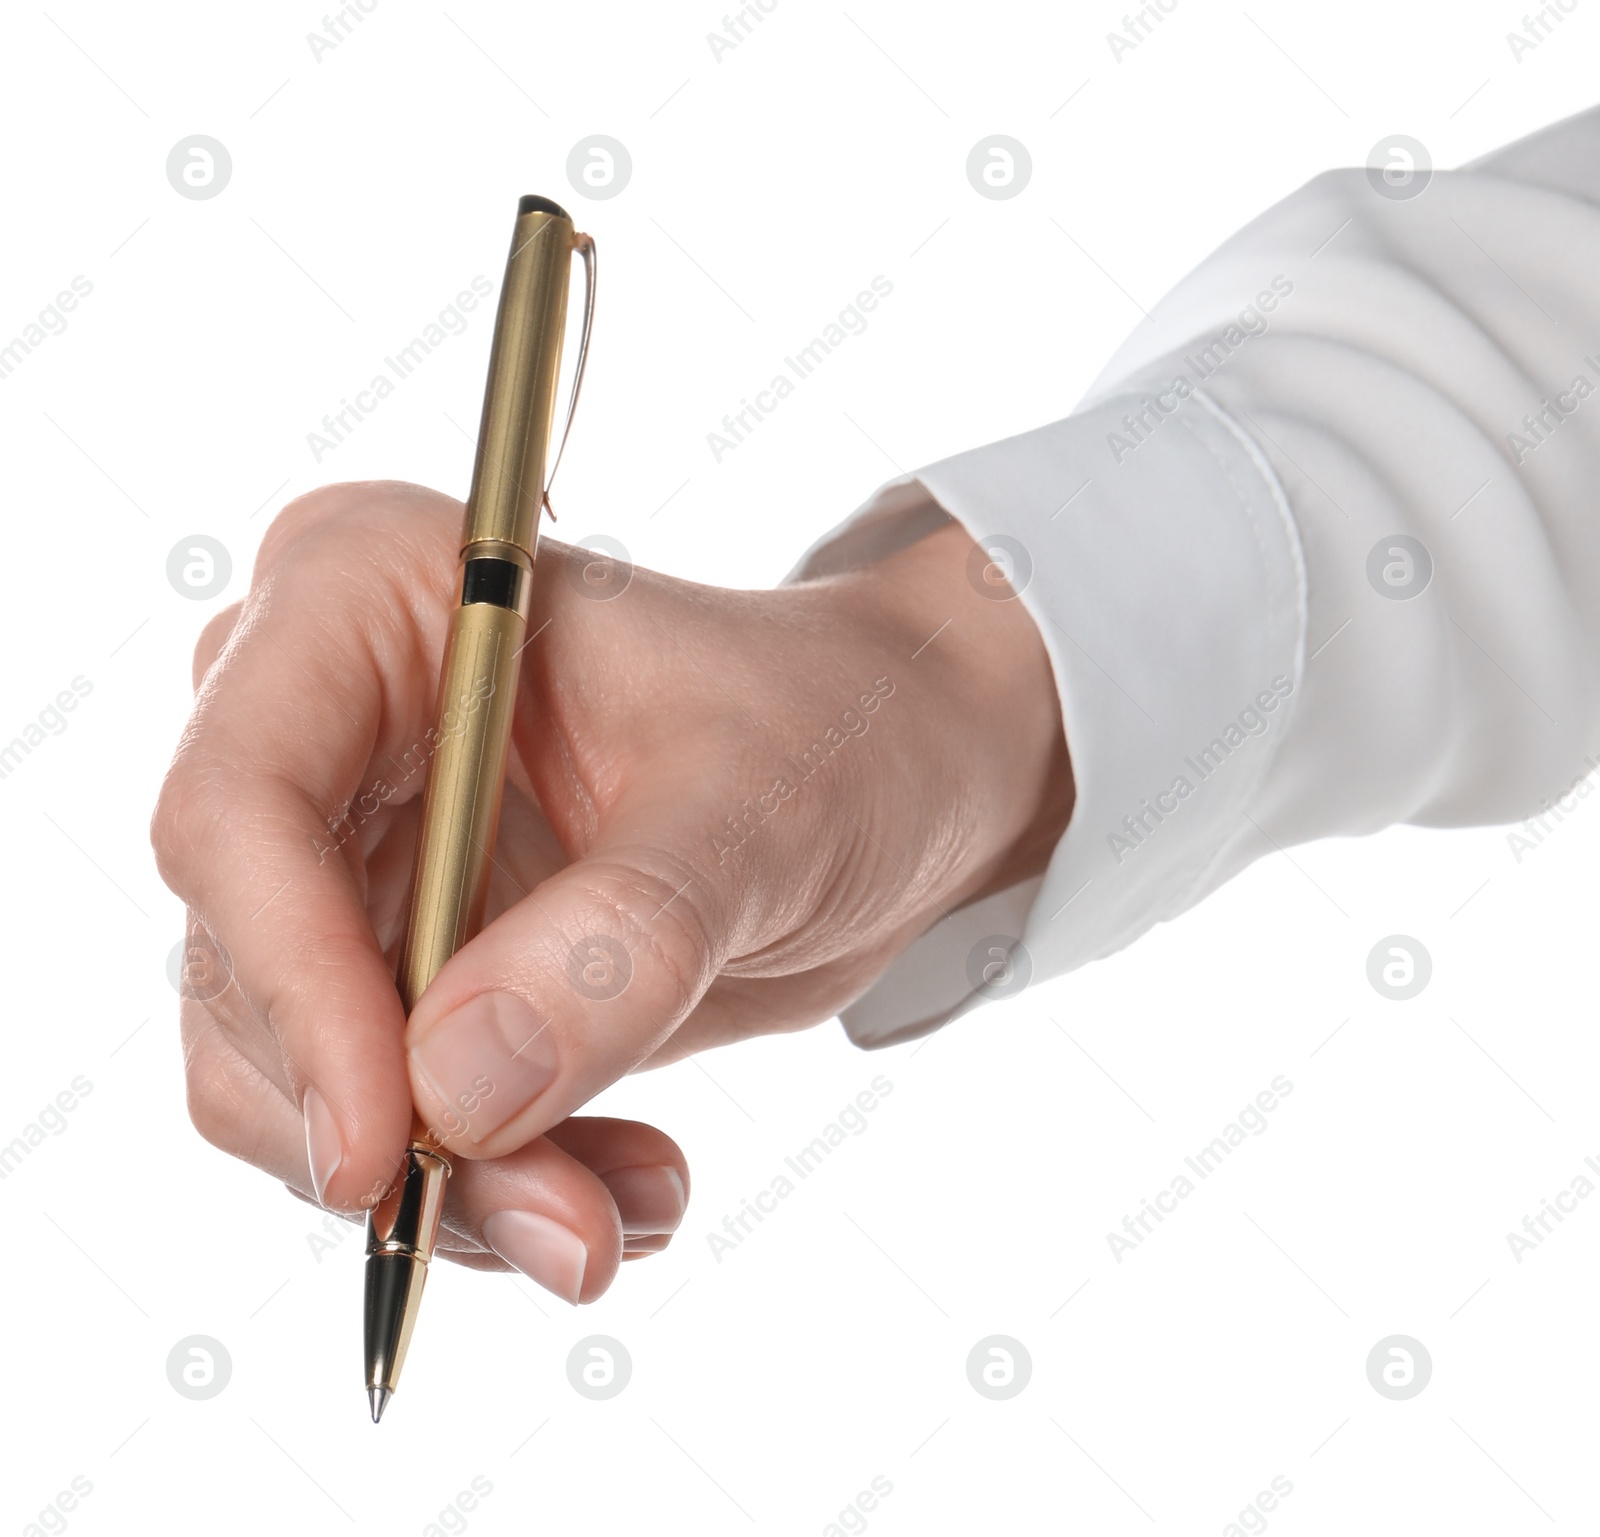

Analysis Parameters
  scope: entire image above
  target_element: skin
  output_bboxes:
[150,481,1072,1297]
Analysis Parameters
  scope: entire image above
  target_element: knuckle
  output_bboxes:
[185,1081,236,1155]
[260,481,458,574]
[191,601,245,690]
[181,1009,294,1175]
[181,1025,250,1156]
[149,753,231,892]
[149,763,198,887]
[258,483,365,563]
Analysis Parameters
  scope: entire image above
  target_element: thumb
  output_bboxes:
[405,837,725,1159]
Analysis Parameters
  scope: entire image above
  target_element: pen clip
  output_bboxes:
[542,231,596,520]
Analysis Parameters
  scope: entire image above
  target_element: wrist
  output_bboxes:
[849,515,1073,907]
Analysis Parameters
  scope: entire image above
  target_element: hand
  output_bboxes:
[151,481,1070,1299]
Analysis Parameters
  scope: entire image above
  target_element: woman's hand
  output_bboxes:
[151,481,1069,1299]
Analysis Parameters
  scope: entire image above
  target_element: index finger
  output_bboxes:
[152,483,459,1210]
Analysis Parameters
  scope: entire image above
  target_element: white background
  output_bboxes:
[2,1,1598,1533]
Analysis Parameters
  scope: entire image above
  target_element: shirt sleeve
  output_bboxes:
[789,105,1600,1048]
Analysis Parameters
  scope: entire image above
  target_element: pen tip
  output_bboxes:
[369,1386,391,1424]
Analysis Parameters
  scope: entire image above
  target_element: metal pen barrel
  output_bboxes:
[364,195,585,1422]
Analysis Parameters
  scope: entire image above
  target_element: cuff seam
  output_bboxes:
[1165,388,1310,918]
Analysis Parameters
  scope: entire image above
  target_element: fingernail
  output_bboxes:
[604,1164,687,1235]
[624,1232,674,1256]
[410,991,558,1143]
[481,1210,588,1304]
[303,1086,343,1206]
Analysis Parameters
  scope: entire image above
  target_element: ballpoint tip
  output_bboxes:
[369,1386,391,1424]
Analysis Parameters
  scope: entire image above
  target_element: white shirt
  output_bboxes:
[792,106,1600,1048]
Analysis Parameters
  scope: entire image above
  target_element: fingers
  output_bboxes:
[153,485,460,1213]
[544,1116,691,1241]
[192,600,244,688]
[180,995,306,1180]
[444,1131,691,1286]
[441,1126,688,1272]
[157,758,411,1211]
[404,842,722,1161]
[184,1003,688,1296]
[434,1141,620,1301]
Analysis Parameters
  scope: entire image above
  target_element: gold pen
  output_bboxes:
[363,194,596,1423]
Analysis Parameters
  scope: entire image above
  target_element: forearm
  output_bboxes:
[797,105,1600,1046]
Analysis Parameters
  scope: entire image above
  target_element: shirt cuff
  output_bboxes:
[787,386,1307,1048]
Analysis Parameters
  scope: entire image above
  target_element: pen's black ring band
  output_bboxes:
[461,556,528,615]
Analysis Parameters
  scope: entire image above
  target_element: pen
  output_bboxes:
[363,194,596,1423]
